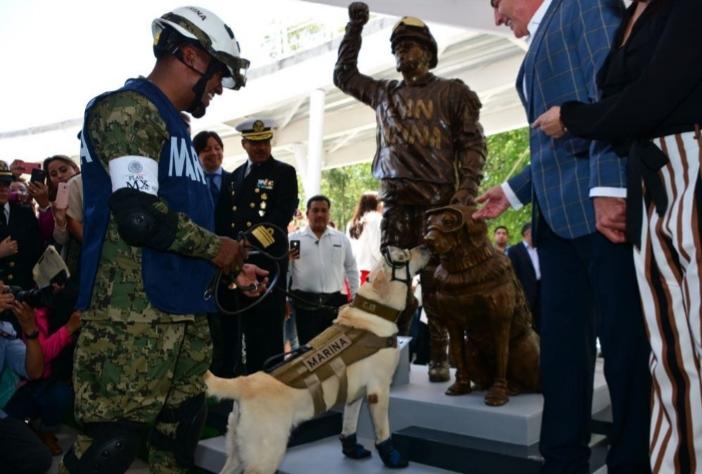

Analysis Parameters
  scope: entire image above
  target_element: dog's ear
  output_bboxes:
[370,267,391,296]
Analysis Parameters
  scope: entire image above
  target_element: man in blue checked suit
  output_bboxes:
[477,0,651,473]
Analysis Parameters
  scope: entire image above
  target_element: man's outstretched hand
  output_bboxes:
[348,2,369,25]
[472,186,510,220]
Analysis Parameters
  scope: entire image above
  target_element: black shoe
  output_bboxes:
[376,437,408,468]
[340,433,371,459]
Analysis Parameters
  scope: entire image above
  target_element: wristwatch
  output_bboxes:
[24,329,39,340]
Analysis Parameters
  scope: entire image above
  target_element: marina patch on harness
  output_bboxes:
[302,334,352,371]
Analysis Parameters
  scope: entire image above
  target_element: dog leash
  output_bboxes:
[205,222,290,315]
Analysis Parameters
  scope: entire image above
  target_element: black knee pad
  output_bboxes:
[64,421,146,474]
[150,393,208,468]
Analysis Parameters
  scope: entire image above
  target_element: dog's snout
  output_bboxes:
[424,229,438,246]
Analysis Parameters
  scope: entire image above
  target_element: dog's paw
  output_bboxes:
[340,433,371,459]
[376,437,409,468]
[484,380,509,406]
[428,362,450,382]
[445,380,472,396]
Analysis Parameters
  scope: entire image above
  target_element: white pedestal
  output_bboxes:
[358,360,611,446]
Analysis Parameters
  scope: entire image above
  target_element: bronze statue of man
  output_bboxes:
[334,2,487,382]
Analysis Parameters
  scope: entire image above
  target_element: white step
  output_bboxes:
[196,434,459,474]
[357,360,611,446]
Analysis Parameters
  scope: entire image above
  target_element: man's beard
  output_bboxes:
[190,100,206,119]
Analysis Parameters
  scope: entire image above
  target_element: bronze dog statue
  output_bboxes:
[423,204,540,406]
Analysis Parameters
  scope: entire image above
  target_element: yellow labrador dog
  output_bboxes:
[205,245,431,474]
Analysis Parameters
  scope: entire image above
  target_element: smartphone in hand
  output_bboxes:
[30,168,46,183]
[54,182,70,209]
[289,239,300,259]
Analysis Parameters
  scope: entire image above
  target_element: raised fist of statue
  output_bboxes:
[348,2,369,25]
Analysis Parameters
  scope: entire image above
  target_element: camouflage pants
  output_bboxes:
[63,316,211,474]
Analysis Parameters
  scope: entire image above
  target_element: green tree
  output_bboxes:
[481,128,532,245]
[320,164,377,229]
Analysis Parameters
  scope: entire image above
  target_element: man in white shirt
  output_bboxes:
[289,195,359,344]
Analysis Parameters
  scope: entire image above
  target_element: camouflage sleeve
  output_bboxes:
[169,208,221,259]
[87,92,221,260]
[86,91,166,162]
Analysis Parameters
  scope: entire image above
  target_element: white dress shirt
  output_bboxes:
[289,225,359,296]
[523,240,541,280]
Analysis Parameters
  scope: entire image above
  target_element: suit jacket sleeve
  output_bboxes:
[569,0,627,190]
[23,207,43,271]
[507,166,532,206]
[562,0,702,140]
[507,245,522,275]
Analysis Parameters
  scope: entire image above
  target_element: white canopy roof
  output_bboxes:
[0,0,527,173]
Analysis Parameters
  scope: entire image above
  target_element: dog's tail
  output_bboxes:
[204,370,244,401]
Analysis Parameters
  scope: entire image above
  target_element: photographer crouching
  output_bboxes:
[0,283,53,474]
[2,256,80,457]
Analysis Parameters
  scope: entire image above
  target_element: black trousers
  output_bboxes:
[210,270,286,376]
[239,289,286,374]
[0,416,53,474]
[537,215,651,474]
[208,311,243,378]
[292,292,347,345]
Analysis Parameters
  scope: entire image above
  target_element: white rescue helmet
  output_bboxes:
[152,6,250,90]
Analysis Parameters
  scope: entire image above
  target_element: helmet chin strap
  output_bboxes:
[188,60,221,118]
[174,47,222,118]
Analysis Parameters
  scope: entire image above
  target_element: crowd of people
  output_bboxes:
[0,155,84,473]
[0,0,700,473]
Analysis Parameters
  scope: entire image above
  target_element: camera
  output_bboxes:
[6,285,55,308]
[0,270,68,328]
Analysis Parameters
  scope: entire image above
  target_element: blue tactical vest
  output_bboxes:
[78,78,217,314]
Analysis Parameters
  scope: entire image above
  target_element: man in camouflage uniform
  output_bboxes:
[62,7,264,474]
[334,2,487,382]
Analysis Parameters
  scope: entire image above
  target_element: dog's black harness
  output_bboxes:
[381,247,412,285]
